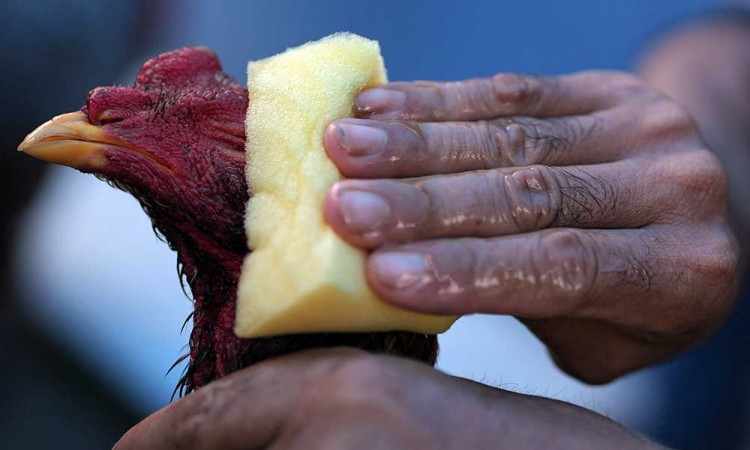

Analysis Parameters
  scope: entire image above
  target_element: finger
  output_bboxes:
[115,349,362,450]
[355,71,645,121]
[324,162,664,249]
[324,111,622,178]
[365,224,736,325]
[330,91,701,180]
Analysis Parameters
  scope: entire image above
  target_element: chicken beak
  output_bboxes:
[18,111,111,170]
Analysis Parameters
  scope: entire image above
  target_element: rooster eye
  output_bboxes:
[97,111,124,126]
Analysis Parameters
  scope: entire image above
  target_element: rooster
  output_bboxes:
[19,47,437,394]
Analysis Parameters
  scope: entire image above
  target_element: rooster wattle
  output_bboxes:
[18,47,438,394]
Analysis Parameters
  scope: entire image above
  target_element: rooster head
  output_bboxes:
[20,47,249,262]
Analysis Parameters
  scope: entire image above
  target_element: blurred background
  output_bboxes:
[2,1,748,449]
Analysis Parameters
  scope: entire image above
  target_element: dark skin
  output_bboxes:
[640,17,750,254]
[323,70,737,384]
[118,20,744,450]
[116,349,665,450]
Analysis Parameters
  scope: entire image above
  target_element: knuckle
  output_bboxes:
[502,166,559,231]
[696,151,730,203]
[660,150,729,215]
[491,73,545,110]
[487,117,564,166]
[643,227,739,337]
[716,232,741,286]
[170,382,230,448]
[477,120,507,167]
[485,119,528,166]
[688,230,740,324]
[641,99,698,141]
[715,250,741,317]
[305,355,393,410]
[288,356,389,426]
[609,241,656,296]
[534,229,598,312]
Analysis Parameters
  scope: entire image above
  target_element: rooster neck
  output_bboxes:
[152,213,246,395]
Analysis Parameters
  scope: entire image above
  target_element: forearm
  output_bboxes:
[483,387,669,450]
[640,15,750,254]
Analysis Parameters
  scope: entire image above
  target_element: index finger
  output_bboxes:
[114,349,362,450]
[355,71,643,122]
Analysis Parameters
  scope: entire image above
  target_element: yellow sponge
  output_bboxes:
[235,33,456,338]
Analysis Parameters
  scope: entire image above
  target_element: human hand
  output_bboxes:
[322,72,739,383]
[114,349,662,449]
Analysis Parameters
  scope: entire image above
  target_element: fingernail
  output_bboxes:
[338,190,391,233]
[370,252,430,290]
[334,120,387,156]
[356,88,406,114]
